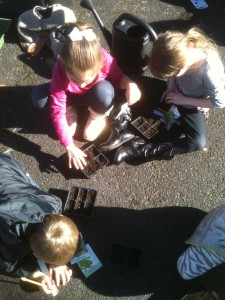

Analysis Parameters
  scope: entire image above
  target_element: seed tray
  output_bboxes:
[110,243,141,269]
[131,115,164,140]
[63,186,97,217]
[81,144,109,178]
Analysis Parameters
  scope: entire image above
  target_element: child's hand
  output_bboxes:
[66,144,87,170]
[32,270,56,294]
[126,82,141,105]
[161,88,174,103]
[49,265,72,287]
[164,89,186,105]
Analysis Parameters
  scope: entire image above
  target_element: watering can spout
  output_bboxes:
[80,0,112,48]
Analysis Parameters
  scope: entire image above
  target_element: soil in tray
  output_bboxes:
[84,145,99,162]
[144,128,158,139]
[139,122,151,132]
[75,201,84,210]
[95,155,108,167]
[110,244,141,269]
[86,190,97,203]
[77,188,87,202]
[68,187,79,201]
[64,199,75,212]
[82,159,100,176]
[132,117,145,128]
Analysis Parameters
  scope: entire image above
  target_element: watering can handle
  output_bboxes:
[116,13,158,41]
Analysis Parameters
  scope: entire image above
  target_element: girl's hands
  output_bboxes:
[126,82,141,105]
[66,144,87,170]
[32,270,56,295]
[161,88,174,103]
[49,265,73,287]
[162,88,187,105]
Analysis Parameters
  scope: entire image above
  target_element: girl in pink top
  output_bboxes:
[48,22,141,170]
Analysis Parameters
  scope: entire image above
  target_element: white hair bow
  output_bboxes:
[68,27,96,42]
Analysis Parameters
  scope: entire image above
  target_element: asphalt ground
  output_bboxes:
[0,0,225,299]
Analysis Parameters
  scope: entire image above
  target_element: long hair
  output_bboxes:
[149,27,217,79]
[29,214,80,265]
[60,22,104,79]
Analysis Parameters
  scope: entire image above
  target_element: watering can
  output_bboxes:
[80,0,158,75]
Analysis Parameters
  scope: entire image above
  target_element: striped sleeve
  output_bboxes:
[177,245,225,280]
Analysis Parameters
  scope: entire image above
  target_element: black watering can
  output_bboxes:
[80,0,158,75]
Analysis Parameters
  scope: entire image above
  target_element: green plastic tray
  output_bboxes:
[0,18,11,50]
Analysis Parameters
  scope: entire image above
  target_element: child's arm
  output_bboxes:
[102,49,141,104]
[163,89,215,108]
[50,94,87,169]
[49,265,73,287]
[119,75,141,105]
[177,245,225,280]
[32,270,57,294]
[161,78,176,103]
[66,144,87,170]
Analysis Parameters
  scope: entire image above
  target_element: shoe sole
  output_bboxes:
[100,134,135,152]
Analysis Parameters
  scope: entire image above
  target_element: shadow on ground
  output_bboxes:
[68,205,207,299]
[152,0,225,47]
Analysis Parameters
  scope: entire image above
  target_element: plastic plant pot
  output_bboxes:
[110,243,141,269]
[131,115,164,140]
[81,144,109,178]
[63,186,97,217]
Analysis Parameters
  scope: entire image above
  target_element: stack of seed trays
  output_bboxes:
[81,144,109,178]
[131,115,164,140]
[63,186,97,217]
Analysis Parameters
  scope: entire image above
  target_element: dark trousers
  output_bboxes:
[131,76,207,155]
[31,80,115,114]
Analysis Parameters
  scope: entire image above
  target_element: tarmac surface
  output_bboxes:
[0,0,225,299]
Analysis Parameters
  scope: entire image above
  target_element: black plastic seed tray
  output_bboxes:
[131,115,164,140]
[110,243,141,269]
[63,186,97,217]
[81,144,109,178]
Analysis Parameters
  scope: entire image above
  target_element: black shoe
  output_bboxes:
[114,137,146,164]
[114,139,173,165]
[100,129,135,152]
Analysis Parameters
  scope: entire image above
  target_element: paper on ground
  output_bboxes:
[190,0,208,9]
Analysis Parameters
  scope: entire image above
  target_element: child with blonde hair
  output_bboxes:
[32,22,141,170]
[114,27,225,164]
[0,153,80,295]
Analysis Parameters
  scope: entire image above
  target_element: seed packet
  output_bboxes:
[164,105,181,130]
[70,234,102,278]
[77,244,102,278]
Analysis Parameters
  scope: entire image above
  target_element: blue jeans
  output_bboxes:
[31,80,115,114]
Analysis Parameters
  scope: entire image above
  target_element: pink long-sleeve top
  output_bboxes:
[49,48,124,147]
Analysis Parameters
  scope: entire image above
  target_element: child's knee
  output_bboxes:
[31,84,49,110]
[195,136,207,151]
[91,80,115,109]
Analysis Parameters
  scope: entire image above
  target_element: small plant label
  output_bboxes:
[77,244,102,278]
[71,234,102,277]
[190,0,208,9]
